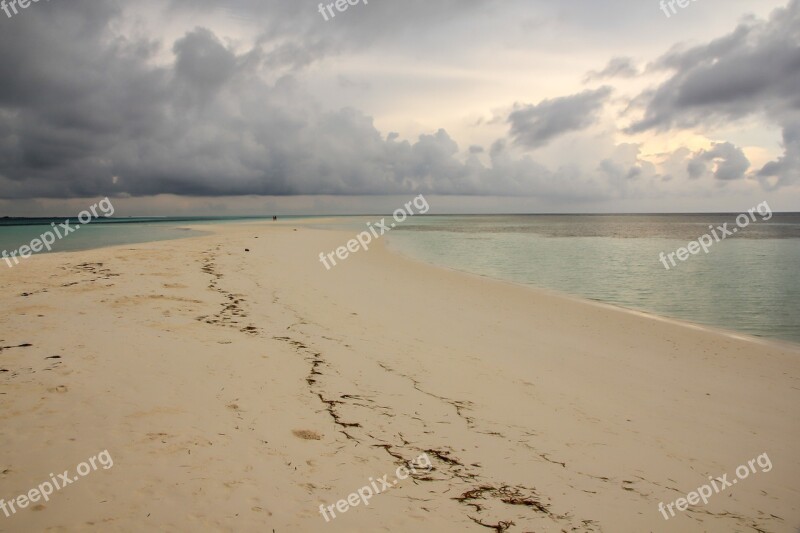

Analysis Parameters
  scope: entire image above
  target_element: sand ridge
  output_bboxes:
[0,221,798,532]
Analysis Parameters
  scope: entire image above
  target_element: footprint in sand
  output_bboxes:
[292,430,322,441]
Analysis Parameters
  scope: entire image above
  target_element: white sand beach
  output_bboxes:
[1,221,798,532]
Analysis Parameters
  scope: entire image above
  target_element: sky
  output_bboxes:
[0,0,798,215]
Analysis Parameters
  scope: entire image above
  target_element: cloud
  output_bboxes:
[620,1,800,190]
[686,142,751,181]
[170,0,494,52]
[507,87,612,150]
[5,0,568,199]
[596,143,662,198]
[0,0,617,201]
[0,0,796,207]
[173,28,238,106]
[758,117,800,188]
[627,0,800,133]
[584,57,639,82]
[337,75,371,91]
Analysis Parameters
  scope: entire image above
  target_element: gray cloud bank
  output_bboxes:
[0,0,797,201]
[3,0,567,199]
[508,87,612,149]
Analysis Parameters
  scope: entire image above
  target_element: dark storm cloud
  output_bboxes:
[0,0,169,198]
[1,0,796,201]
[173,28,237,105]
[2,0,561,199]
[507,87,612,150]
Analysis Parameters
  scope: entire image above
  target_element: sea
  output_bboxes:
[0,216,271,254]
[2,213,798,344]
[384,214,800,345]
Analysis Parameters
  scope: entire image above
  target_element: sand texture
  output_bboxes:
[1,221,798,532]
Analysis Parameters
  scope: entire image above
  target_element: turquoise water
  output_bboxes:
[384,214,800,344]
[0,216,293,258]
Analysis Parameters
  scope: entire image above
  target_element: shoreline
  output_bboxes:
[1,221,798,532]
[4,215,798,347]
[382,228,799,351]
